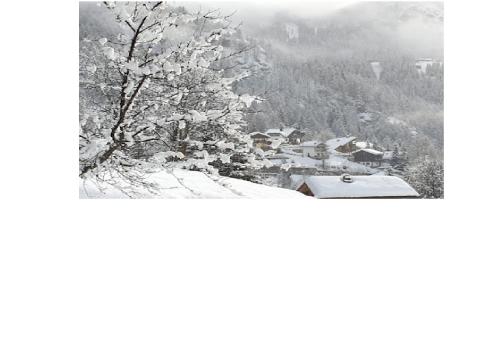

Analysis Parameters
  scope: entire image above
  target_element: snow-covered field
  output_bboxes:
[80,169,309,199]
[274,151,375,174]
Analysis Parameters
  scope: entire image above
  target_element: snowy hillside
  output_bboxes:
[238,1,443,163]
[80,169,308,199]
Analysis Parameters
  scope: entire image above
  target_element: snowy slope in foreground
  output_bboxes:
[80,169,308,199]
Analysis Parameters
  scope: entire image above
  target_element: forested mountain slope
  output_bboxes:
[236,2,443,161]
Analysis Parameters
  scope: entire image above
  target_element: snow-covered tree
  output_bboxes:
[390,143,409,171]
[405,157,444,198]
[79,1,265,180]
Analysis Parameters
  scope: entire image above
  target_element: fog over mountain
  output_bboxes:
[184,1,444,161]
[179,1,443,57]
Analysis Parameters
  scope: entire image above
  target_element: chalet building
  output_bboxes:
[326,137,357,154]
[287,129,305,145]
[249,132,273,150]
[355,141,373,150]
[265,127,305,145]
[250,132,270,142]
[352,149,383,167]
[299,141,327,158]
[315,143,329,159]
[301,140,321,158]
[415,58,443,75]
[296,174,419,199]
[416,58,434,74]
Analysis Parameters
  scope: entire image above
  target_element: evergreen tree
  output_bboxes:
[405,157,444,198]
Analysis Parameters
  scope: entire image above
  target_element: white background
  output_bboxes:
[0,0,499,356]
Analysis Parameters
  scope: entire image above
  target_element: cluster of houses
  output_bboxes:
[249,127,394,169]
[250,127,305,149]
[248,126,418,198]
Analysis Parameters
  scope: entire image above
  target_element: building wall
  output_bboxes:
[416,59,442,75]
[353,151,382,163]
[302,146,316,157]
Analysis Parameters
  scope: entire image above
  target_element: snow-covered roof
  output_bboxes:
[265,127,301,137]
[353,148,383,156]
[249,131,270,138]
[355,141,369,149]
[80,169,308,199]
[326,137,357,151]
[298,175,419,198]
[282,127,300,137]
[265,129,283,137]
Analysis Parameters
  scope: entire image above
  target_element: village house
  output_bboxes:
[416,58,434,74]
[296,174,419,199]
[300,140,321,158]
[326,137,357,154]
[265,127,305,144]
[415,58,443,75]
[299,141,328,158]
[352,148,384,167]
[355,141,373,150]
[249,131,270,142]
[249,132,272,150]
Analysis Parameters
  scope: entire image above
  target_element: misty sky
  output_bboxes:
[172,1,443,57]
[174,0,358,22]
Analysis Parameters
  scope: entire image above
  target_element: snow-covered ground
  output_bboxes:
[270,151,375,174]
[80,169,309,199]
